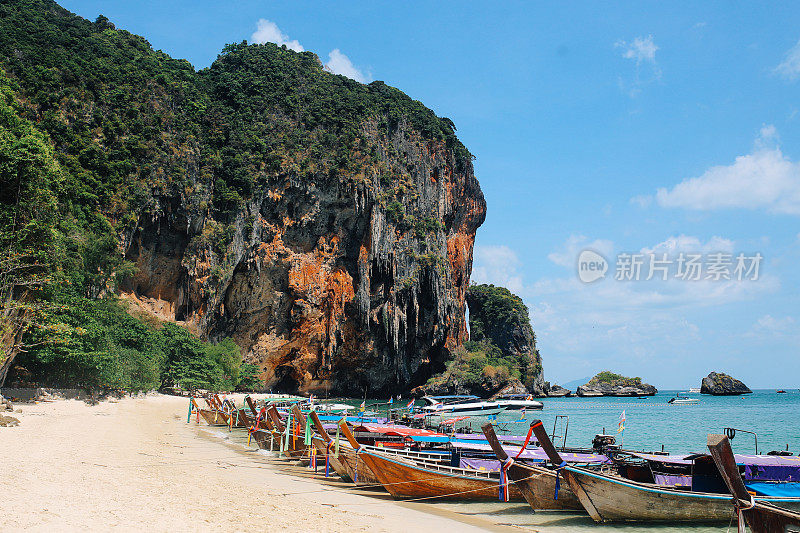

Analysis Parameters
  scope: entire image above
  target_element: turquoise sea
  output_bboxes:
[351,390,800,455]
[483,389,800,455]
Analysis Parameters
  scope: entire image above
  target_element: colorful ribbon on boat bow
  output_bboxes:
[553,460,567,500]
[304,415,312,445]
[515,424,535,459]
[325,440,333,477]
[498,422,536,501]
[499,457,514,501]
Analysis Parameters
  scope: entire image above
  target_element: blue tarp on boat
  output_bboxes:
[745,482,800,497]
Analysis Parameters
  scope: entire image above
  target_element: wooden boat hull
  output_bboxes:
[310,436,351,481]
[250,429,281,450]
[336,446,381,486]
[565,467,800,522]
[359,449,523,501]
[198,409,229,426]
[507,462,582,510]
[230,408,250,427]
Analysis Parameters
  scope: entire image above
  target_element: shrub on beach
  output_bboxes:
[15,297,247,392]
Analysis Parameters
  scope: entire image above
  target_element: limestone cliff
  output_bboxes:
[414,284,545,397]
[466,284,545,395]
[119,51,486,396]
[0,2,485,395]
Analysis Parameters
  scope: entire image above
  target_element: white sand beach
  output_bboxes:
[0,394,513,532]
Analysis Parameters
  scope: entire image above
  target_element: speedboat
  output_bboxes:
[421,394,543,416]
[668,393,699,405]
[493,393,544,411]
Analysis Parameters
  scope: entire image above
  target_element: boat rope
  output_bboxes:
[735,494,755,533]
[315,471,546,504]
[553,460,567,500]
[275,469,541,497]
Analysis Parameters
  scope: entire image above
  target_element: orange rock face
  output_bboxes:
[123,122,485,395]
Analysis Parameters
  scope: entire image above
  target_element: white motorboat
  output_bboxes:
[421,394,543,416]
[668,393,699,405]
[688,387,701,393]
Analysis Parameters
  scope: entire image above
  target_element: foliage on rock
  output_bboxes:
[416,284,545,396]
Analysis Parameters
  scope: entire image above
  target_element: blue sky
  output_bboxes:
[61,1,800,389]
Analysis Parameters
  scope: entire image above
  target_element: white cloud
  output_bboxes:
[615,35,661,97]
[774,39,800,81]
[250,21,368,83]
[655,126,800,215]
[472,235,783,386]
[471,245,524,293]
[324,49,369,83]
[630,195,652,208]
[251,19,304,52]
[547,235,614,268]
[641,235,734,255]
[747,315,800,345]
[755,314,796,333]
[617,35,658,64]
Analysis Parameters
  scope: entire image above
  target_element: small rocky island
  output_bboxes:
[576,371,657,397]
[546,384,572,397]
[700,372,752,395]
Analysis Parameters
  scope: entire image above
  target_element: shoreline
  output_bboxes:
[0,394,513,532]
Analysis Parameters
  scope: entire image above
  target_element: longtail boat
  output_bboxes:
[708,434,800,533]
[481,422,582,510]
[309,415,452,483]
[335,421,387,486]
[530,419,800,523]
[190,397,229,426]
[338,421,523,501]
[307,410,351,481]
[247,406,280,450]
[267,405,308,459]
[210,395,232,423]
[207,396,231,425]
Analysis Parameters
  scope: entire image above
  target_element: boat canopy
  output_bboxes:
[454,433,532,442]
[629,451,800,482]
[452,441,610,464]
[351,423,446,438]
[422,395,479,405]
[630,451,800,467]
[745,482,800,497]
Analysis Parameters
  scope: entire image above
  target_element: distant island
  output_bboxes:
[576,371,657,397]
[700,372,752,395]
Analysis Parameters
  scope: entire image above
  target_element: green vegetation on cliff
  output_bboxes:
[588,371,644,387]
[419,283,544,396]
[0,0,476,390]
